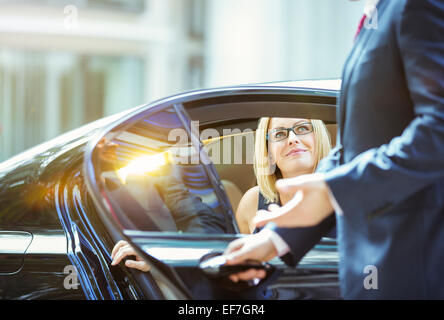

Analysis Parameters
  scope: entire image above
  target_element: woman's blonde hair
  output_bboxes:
[253,118,331,203]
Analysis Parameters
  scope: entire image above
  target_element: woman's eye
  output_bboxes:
[296,125,310,133]
[274,131,286,138]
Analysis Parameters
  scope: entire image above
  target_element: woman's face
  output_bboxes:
[267,118,316,178]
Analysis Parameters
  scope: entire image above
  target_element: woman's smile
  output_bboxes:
[285,148,308,157]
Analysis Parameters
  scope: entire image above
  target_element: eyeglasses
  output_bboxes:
[266,122,313,142]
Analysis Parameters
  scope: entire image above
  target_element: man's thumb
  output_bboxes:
[275,177,303,193]
[126,260,150,272]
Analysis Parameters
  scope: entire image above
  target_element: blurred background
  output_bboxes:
[0,0,364,162]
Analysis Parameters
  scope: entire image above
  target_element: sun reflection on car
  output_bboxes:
[116,152,169,184]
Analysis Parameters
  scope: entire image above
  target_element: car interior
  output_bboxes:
[97,107,337,236]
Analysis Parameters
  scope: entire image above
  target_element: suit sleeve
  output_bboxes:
[324,0,444,216]
[268,215,336,267]
[316,144,342,174]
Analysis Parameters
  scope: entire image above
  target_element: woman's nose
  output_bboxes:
[287,130,301,144]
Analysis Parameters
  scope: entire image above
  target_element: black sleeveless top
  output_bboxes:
[256,191,337,238]
[258,191,281,210]
[253,192,281,234]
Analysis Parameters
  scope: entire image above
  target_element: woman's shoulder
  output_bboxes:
[245,185,260,196]
[235,186,260,234]
[241,186,275,208]
[237,186,259,213]
[241,186,260,203]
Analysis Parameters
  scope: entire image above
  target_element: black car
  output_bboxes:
[0,79,340,300]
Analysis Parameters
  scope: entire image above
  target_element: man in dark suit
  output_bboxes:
[224,0,444,299]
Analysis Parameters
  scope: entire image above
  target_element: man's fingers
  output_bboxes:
[235,269,257,281]
[267,204,280,212]
[254,192,304,227]
[225,250,250,265]
[225,240,257,265]
[224,238,245,255]
[253,210,286,228]
[111,240,128,259]
[275,177,303,193]
[112,243,150,272]
[276,173,324,192]
[111,250,125,265]
[111,247,126,262]
[229,274,239,283]
[236,269,266,281]
[125,260,150,272]
[111,245,135,265]
[229,269,267,282]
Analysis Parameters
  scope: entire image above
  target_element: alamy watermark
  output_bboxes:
[167,121,256,166]
[63,5,79,31]
[63,265,79,290]
[363,265,378,290]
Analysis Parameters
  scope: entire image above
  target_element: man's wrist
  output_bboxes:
[261,227,290,257]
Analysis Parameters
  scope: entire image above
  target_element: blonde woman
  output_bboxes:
[236,118,331,234]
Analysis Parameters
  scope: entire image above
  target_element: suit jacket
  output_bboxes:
[273,0,444,299]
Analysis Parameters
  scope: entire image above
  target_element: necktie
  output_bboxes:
[354,14,366,41]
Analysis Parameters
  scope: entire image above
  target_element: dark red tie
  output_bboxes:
[354,14,366,41]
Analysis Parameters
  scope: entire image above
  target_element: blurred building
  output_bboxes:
[204,0,363,86]
[0,0,363,162]
[0,0,205,161]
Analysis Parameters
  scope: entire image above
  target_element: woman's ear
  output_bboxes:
[267,152,277,175]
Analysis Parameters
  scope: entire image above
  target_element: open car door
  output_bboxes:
[84,86,340,300]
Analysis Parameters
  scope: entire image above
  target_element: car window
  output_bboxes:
[203,120,337,212]
[94,105,237,235]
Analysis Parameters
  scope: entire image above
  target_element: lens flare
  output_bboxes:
[116,152,168,183]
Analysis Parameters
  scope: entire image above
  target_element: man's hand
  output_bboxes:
[111,240,151,272]
[223,229,278,282]
[254,173,335,228]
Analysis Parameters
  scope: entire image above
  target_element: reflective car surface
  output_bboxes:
[0,79,340,300]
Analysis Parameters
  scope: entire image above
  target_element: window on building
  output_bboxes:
[0,51,145,161]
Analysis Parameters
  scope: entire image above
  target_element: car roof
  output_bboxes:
[245,79,341,91]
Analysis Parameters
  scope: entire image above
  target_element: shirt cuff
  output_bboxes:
[261,228,290,257]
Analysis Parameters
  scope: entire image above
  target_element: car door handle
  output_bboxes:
[199,252,274,278]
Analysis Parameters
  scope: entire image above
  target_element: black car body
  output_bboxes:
[0,80,340,300]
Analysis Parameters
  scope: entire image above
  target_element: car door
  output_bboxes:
[84,84,340,300]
